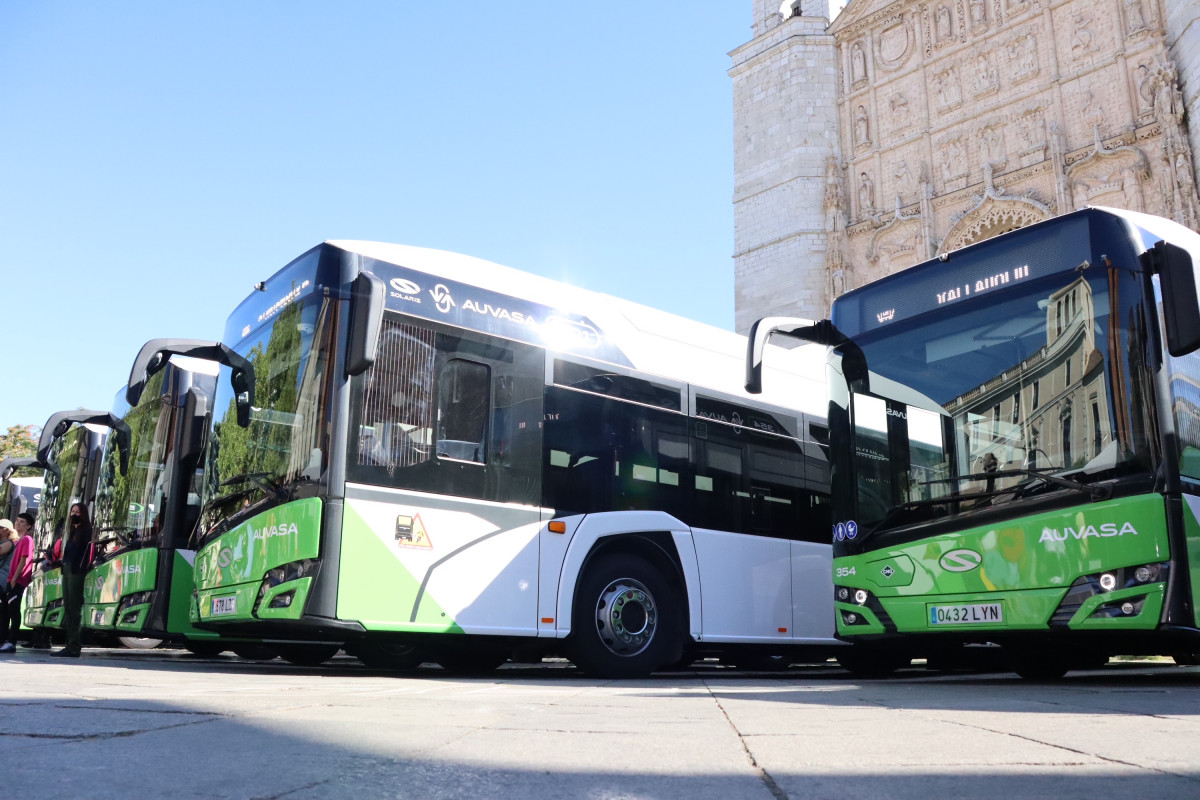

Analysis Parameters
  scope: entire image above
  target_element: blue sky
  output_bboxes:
[0,1,752,436]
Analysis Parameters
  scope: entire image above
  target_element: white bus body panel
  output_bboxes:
[691,528,790,642]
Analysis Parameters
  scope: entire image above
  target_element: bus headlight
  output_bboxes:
[1133,565,1158,583]
[1099,573,1117,591]
[854,589,869,605]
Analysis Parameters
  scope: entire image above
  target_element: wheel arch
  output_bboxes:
[554,511,700,640]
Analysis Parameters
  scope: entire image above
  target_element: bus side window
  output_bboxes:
[436,359,489,463]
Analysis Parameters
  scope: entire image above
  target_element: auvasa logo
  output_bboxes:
[250,522,299,541]
[1038,521,1138,543]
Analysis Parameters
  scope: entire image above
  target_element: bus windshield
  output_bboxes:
[93,373,173,553]
[34,427,94,559]
[197,293,336,542]
[835,260,1158,546]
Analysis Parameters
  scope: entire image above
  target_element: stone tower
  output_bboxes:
[730,1,840,334]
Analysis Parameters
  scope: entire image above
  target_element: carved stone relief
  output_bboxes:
[979,123,1007,169]
[887,92,914,133]
[971,51,999,97]
[874,14,915,71]
[850,41,869,87]
[1007,30,1040,83]
[932,65,963,110]
[858,170,876,219]
[1070,13,1097,58]
[854,104,871,148]
[968,0,987,30]
[1124,0,1146,36]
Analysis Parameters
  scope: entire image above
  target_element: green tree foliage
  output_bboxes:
[0,423,39,462]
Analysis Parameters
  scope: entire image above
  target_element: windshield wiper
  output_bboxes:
[865,468,1112,537]
[220,470,287,500]
[950,468,1112,501]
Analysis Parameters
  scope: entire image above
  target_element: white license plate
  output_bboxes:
[210,595,238,617]
[929,603,1003,625]
[92,609,105,626]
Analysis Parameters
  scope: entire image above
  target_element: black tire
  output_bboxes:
[836,647,911,678]
[232,644,278,661]
[353,642,426,671]
[119,636,163,650]
[184,641,227,658]
[569,553,683,678]
[1172,652,1200,666]
[434,649,508,675]
[276,643,340,667]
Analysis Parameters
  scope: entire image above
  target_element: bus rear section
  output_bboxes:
[190,241,835,675]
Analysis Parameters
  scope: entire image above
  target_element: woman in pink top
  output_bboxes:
[1,512,35,652]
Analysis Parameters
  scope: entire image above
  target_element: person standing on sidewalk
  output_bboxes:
[52,504,93,658]
[2,513,36,652]
[0,520,16,653]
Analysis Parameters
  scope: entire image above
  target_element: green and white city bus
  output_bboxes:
[82,347,258,656]
[1,456,43,521]
[748,207,1200,678]
[23,411,127,639]
[181,240,832,676]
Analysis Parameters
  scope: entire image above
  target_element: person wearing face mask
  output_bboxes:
[53,503,94,658]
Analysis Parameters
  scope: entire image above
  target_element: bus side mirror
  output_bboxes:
[232,368,254,428]
[346,271,386,377]
[180,388,210,462]
[114,422,131,477]
[1154,240,1200,357]
[745,316,845,394]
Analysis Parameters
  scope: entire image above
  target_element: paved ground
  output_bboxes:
[1,650,1198,799]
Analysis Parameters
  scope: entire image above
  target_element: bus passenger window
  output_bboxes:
[437,359,489,463]
[355,322,436,469]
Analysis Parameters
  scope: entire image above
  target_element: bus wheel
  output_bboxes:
[434,649,508,675]
[1172,652,1200,666]
[119,636,163,650]
[570,554,681,678]
[184,642,226,658]
[835,647,911,678]
[353,642,425,671]
[232,644,278,661]
[276,643,340,667]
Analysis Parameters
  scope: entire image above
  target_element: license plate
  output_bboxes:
[929,603,1003,625]
[210,595,238,617]
[92,609,105,626]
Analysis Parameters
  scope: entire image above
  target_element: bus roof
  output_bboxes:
[330,240,827,416]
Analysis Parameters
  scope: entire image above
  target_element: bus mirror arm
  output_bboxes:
[1149,240,1200,357]
[0,456,48,483]
[35,410,131,475]
[346,271,387,377]
[745,316,846,394]
[126,338,255,411]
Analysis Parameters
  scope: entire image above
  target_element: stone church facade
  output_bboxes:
[731,0,1200,332]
